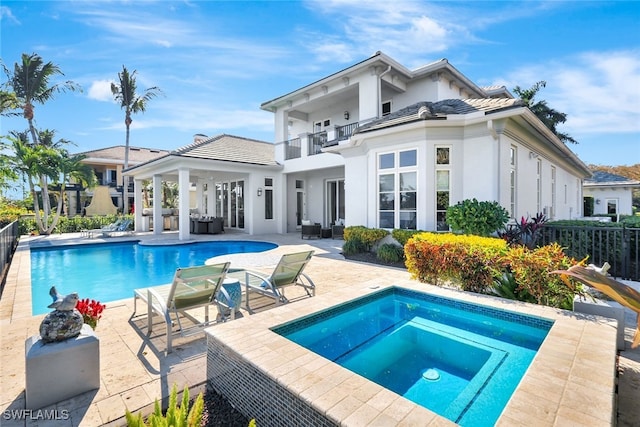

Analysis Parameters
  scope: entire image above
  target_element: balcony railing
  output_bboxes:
[284,138,301,160]
[336,122,359,141]
[308,132,327,156]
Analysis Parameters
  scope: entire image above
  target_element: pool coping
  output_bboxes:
[205,280,618,426]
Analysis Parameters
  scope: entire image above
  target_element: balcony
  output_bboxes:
[308,132,327,156]
[284,138,302,160]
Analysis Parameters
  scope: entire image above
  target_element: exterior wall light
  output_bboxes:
[344,111,349,120]
[257,187,263,197]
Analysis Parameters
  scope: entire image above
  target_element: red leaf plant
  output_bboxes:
[75,298,106,330]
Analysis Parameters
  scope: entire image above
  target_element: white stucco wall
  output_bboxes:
[584,187,634,216]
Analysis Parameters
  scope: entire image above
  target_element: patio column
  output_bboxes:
[206,178,215,216]
[133,179,143,232]
[195,180,204,214]
[178,168,190,241]
[152,175,163,235]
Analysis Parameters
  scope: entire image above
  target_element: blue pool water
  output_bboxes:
[30,240,277,314]
[273,287,553,426]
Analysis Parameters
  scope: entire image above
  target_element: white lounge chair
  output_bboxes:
[238,250,315,311]
[132,262,230,353]
[81,218,125,238]
[101,219,132,237]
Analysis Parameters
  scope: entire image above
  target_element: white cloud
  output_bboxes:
[87,80,114,102]
[499,50,640,136]
[0,6,20,24]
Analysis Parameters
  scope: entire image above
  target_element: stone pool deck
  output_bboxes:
[0,231,638,426]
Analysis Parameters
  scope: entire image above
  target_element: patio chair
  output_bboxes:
[240,250,315,311]
[132,262,231,353]
[101,219,133,237]
[301,221,322,239]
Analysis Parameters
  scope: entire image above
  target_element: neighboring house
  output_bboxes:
[125,51,591,240]
[583,170,640,217]
[69,145,168,215]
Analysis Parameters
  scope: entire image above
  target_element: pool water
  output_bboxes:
[31,240,277,315]
[274,287,553,426]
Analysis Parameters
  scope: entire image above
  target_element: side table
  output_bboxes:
[217,278,242,320]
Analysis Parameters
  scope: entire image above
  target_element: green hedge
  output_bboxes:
[18,214,130,235]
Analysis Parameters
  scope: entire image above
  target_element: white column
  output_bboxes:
[207,179,215,215]
[152,175,163,235]
[195,180,204,214]
[178,168,191,241]
[134,179,143,232]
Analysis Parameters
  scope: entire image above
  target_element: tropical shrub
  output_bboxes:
[376,243,404,264]
[492,272,537,304]
[342,237,367,255]
[446,198,509,236]
[126,384,203,427]
[391,228,422,246]
[499,212,547,249]
[19,214,129,235]
[405,232,507,292]
[343,226,388,251]
[499,243,579,309]
[0,203,28,228]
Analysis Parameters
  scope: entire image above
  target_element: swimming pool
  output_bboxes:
[30,240,277,315]
[273,287,553,426]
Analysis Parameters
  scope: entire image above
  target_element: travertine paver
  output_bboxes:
[0,231,638,426]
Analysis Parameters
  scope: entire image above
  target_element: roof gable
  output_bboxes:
[174,134,277,166]
[78,145,169,163]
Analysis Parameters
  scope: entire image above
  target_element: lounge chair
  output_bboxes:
[81,218,125,238]
[132,262,231,353]
[239,250,315,311]
[101,219,132,237]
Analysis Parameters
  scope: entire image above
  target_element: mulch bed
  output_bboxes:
[342,251,407,270]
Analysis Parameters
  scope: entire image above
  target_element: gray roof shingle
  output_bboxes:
[585,170,640,185]
[355,98,525,133]
[174,134,277,166]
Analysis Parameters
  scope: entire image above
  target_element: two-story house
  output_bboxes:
[70,145,168,216]
[125,51,591,240]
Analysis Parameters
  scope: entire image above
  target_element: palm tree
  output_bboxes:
[2,53,81,218]
[5,130,95,234]
[513,81,577,145]
[111,66,162,214]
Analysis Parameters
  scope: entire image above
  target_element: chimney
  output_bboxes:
[193,133,208,143]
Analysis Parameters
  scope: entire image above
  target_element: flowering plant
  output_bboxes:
[75,298,106,330]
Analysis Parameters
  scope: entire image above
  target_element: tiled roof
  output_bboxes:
[355,98,525,133]
[584,170,640,186]
[78,146,169,163]
[174,134,277,166]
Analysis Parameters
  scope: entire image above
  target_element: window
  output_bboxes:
[606,199,618,215]
[264,177,273,220]
[509,146,517,218]
[435,147,451,231]
[326,179,345,225]
[323,119,331,127]
[378,149,417,229]
[382,101,391,116]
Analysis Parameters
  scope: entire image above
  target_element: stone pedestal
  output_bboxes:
[574,296,626,350]
[25,324,100,409]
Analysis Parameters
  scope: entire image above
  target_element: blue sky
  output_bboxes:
[1,0,639,167]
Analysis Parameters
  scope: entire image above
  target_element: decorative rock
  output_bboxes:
[39,309,84,343]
